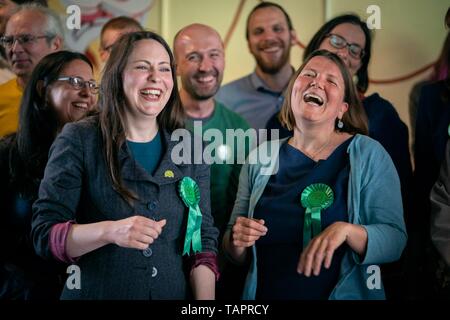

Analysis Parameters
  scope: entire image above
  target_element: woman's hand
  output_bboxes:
[231,216,267,247]
[223,216,268,264]
[105,216,166,250]
[297,221,349,277]
[297,221,367,277]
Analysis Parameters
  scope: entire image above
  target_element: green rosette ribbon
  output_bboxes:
[300,183,334,248]
[179,177,202,255]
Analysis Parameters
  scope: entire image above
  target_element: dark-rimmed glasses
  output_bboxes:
[326,34,365,59]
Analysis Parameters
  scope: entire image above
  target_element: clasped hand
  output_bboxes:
[231,216,267,247]
[108,216,167,250]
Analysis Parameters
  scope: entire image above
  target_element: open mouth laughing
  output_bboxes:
[303,92,324,107]
[140,88,162,99]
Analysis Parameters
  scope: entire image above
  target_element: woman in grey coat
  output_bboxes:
[31,31,219,300]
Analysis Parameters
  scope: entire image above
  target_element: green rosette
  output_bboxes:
[448,124,450,137]
[179,177,202,255]
[300,183,334,248]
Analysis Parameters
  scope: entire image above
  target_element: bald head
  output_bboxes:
[174,23,225,101]
[174,23,223,60]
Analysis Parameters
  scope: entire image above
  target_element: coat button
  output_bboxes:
[151,267,158,277]
[142,247,152,257]
[148,201,158,211]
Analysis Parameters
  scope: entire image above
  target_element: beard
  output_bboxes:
[253,39,291,75]
[183,71,222,101]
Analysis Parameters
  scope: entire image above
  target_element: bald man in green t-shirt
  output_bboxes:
[174,23,252,300]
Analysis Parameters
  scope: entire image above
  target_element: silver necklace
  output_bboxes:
[294,134,334,160]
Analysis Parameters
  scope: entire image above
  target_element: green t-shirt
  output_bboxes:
[185,101,251,237]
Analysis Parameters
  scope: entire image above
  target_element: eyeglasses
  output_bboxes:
[326,34,365,59]
[56,76,99,94]
[0,34,53,49]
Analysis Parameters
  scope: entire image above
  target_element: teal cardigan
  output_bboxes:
[227,134,407,300]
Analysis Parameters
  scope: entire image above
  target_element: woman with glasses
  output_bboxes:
[31,31,219,300]
[224,50,407,300]
[0,50,96,299]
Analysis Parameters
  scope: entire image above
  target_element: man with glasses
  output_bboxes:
[0,3,63,137]
[0,1,47,84]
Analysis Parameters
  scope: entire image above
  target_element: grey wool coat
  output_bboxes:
[31,116,218,300]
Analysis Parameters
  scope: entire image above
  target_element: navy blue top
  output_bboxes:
[253,137,353,299]
[127,131,162,176]
[363,94,412,195]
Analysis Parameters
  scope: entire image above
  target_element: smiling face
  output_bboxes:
[291,56,348,129]
[175,24,224,101]
[318,23,366,76]
[247,6,295,74]
[5,10,61,80]
[47,59,96,126]
[122,39,173,122]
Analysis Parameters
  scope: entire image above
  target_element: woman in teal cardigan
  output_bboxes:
[223,50,407,300]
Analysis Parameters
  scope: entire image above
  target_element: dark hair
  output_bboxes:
[245,1,293,40]
[279,49,368,135]
[100,16,144,49]
[303,14,372,93]
[99,31,184,204]
[8,50,93,195]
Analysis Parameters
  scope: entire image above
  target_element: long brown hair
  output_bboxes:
[99,31,184,204]
[279,49,368,135]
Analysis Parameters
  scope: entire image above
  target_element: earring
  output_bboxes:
[337,119,344,129]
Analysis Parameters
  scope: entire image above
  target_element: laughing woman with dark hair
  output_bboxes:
[31,31,219,300]
[0,50,96,299]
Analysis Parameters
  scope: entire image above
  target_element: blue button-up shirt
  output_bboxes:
[216,71,285,132]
